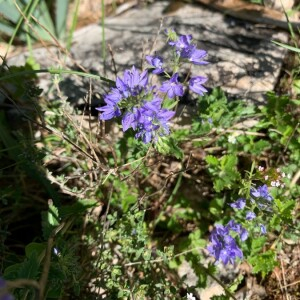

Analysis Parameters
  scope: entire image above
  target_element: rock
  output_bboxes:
[7,1,289,105]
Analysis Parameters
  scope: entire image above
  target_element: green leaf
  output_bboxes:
[251,236,267,255]
[4,263,22,280]
[42,201,60,239]
[25,242,46,259]
[155,136,183,159]
[18,251,40,279]
[274,199,295,222]
[59,199,98,218]
[221,154,237,170]
[205,155,219,166]
[248,250,278,278]
[48,202,60,226]
[272,40,300,53]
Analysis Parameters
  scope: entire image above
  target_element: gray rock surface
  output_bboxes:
[8,1,288,104]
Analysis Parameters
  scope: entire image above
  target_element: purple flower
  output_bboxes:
[227,220,248,241]
[189,76,208,96]
[207,223,243,265]
[96,66,150,121]
[145,55,164,74]
[168,33,208,65]
[169,34,193,51]
[246,211,256,220]
[160,73,184,98]
[229,198,246,210]
[188,48,208,65]
[240,228,249,241]
[122,108,140,131]
[135,97,175,143]
[96,97,121,121]
[0,278,14,300]
[260,224,267,235]
[250,185,273,202]
[250,184,273,211]
[207,221,247,265]
[120,66,149,97]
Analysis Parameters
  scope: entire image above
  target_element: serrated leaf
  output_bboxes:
[221,154,237,170]
[251,236,267,254]
[248,250,278,278]
[205,155,219,166]
[155,136,183,159]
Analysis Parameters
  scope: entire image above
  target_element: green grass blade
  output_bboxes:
[0,68,114,84]
[66,0,80,51]
[272,40,300,53]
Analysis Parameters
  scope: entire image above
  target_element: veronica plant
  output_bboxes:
[96,29,208,144]
[208,165,296,267]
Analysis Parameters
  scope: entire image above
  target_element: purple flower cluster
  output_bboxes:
[251,184,273,202]
[167,32,208,96]
[229,197,258,221]
[169,33,208,66]
[229,184,273,235]
[147,31,209,97]
[96,66,174,143]
[122,97,175,143]
[207,220,247,265]
[97,29,209,143]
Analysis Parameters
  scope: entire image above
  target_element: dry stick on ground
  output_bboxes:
[271,279,300,292]
[39,221,66,299]
[280,256,290,300]
[0,89,110,172]
[53,79,103,167]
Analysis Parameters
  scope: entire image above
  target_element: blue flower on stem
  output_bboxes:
[207,222,245,265]
[96,97,121,121]
[169,33,208,65]
[260,224,267,235]
[250,184,273,211]
[135,97,175,143]
[169,34,193,52]
[227,220,248,241]
[229,198,246,210]
[250,184,273,202]
[118,66,148,97]
[187,48,208,65]
[160,73,184,98]
[97,66,149,121]
[246,211,256,220]
[121,108,140,132]
[145,55,164,74]
[189,76,208,96]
